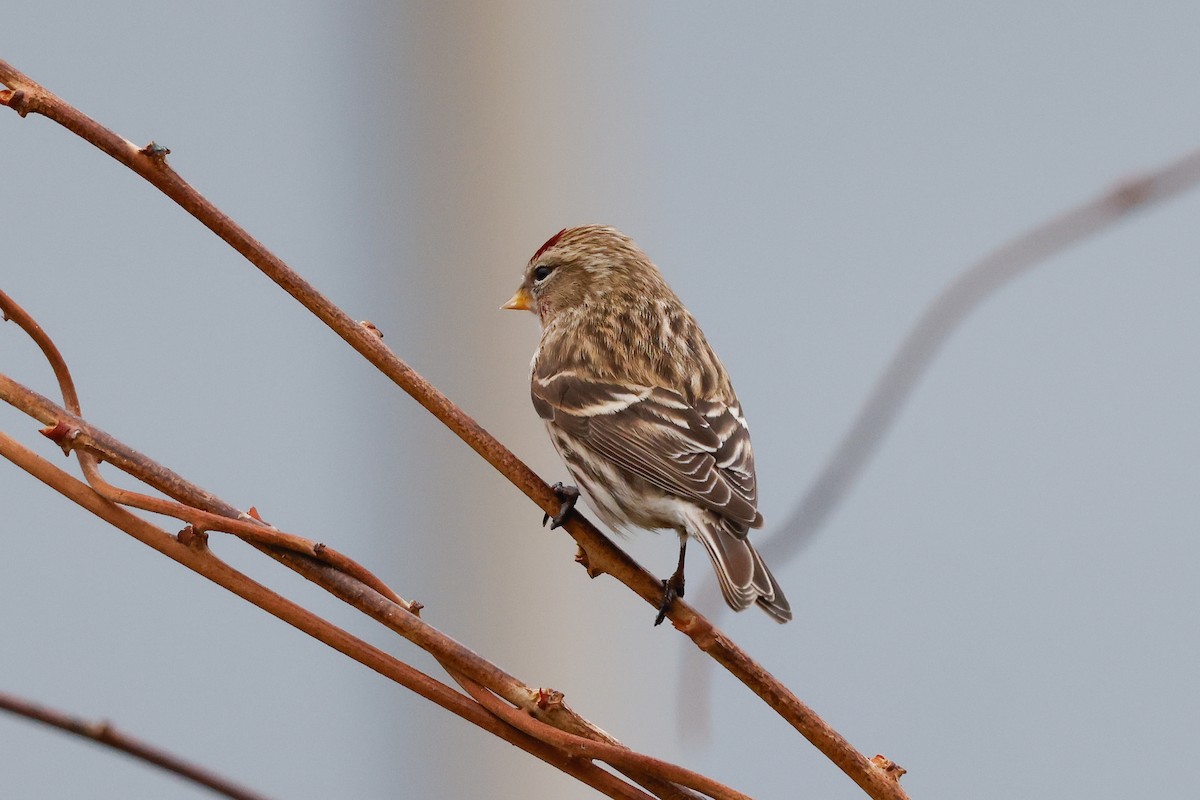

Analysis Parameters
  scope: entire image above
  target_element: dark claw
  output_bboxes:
[654,537,688,626]
[542,482,580,530]
[653,571,686,626]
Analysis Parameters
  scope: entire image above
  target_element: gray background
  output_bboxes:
[3,3,1198,798]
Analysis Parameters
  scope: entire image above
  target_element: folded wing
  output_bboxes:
[532,369,761,533]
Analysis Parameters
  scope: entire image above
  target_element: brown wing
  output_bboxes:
[532,369,761,532]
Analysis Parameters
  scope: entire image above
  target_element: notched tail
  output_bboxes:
[689,512,792,623]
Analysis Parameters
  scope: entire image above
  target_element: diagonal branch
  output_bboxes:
[0,429,656,800]
[762,145,1200,562]
[0,362,721,798]
[0,280,729,799]
[0,287,409,607]
[679,143,1200,741]
[1,58,908,798]
[451,675,734,800]
[0,690,275,800]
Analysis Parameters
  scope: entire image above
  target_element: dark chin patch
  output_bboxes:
[532,228,568,262]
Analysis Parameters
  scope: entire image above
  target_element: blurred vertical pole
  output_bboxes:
[352,3,624,798]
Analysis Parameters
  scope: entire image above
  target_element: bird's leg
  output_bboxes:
[654,535,688,626]
[542,482,580,529]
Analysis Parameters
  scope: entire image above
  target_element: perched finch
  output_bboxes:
[503,225,791,624]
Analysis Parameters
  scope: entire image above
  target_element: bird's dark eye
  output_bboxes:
[533,265,554,283]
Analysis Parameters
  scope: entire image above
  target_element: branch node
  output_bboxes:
[176,525,209,550]
[573,544,605,579]
[38,420,79,455]
[407,600,424,617]
[313,542,327,555]
[359,319,384,339]
[682,619,719,649]
[870,754,907,782]
[140,141,171,161]
[536,687,564,712]
[1111,175,1154,211]
[87,719,114,739]
[0,88,32,117]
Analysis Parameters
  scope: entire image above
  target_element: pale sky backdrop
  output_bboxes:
[3,3,1198,799]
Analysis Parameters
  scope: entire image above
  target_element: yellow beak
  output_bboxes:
[501,286,533,311]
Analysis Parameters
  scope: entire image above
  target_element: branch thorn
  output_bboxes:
[871,754,907,782]
[38,420,78,455]
[140,141,171,161]
[536,687,563,711]
[0,88,31,117]
[176,525,209,550]
[574,544,606,579]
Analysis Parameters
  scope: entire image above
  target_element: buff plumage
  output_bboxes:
[505,225,791,623]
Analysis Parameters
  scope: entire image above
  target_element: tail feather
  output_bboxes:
[688,512,792,623]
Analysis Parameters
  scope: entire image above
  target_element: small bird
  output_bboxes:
[503,225,791,624]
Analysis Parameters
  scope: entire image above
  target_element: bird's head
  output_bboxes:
[502,225,669,326]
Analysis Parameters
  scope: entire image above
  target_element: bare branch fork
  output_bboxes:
[0,59,907,799]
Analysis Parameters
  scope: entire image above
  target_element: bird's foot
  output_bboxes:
[541,482,580,530]
[653,570,685,626]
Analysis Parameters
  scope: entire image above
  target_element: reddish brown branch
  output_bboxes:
[0,285,408,609]
[0,430,653,800]
[0,373,709,799]
[1,58,907,798]
[3,265,665,794]
[453,675,744,800]
[74,452,411,606]
[0,690,275,800]
[0,288,81,413]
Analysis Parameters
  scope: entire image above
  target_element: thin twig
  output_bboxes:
[2,272,664,794]
[0,430,651,800]
[0,303,717,800]
[0,287,81,412]
[0,372,719,798]
[0,690,275,800]
[0,288,408,607]
[452,675,741,800]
